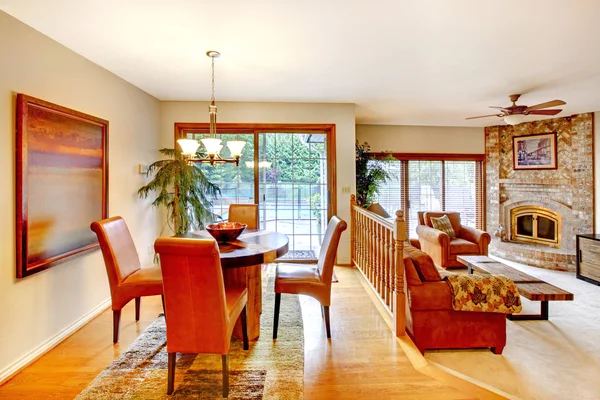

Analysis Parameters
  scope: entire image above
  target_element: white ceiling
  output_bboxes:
[2,0,600,127]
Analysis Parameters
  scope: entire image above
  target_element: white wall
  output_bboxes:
[160,101,356,263]
[356,124,485,154]
[0,11,161,378]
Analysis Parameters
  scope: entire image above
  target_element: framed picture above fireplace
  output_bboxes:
[513,132,557,170]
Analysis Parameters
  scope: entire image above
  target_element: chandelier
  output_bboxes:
[177,51,245,166]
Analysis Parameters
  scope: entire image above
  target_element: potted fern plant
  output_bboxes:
[355,141,392,208]
[138,148,220,235]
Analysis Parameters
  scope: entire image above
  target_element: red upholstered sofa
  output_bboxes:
[416,211,491,269]
[403,244,506,354]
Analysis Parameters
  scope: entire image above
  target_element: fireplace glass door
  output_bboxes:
[511,206,560,247]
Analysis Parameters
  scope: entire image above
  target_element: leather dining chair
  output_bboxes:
[90,216,163,343]
[228,204,259,229]
[154,237,249,397]
[273,216,347,339]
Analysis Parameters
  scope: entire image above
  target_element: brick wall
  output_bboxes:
[485,113,594,271]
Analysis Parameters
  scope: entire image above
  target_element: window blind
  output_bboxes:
[371,156,483,239]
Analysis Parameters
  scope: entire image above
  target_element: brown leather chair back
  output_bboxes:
[422,211,462,237]
[154,238,231,354]
[316,216,348,286]
[91,216,142,292]
[228,204,259,229]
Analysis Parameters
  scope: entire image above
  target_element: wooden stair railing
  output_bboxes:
[350,194,406,336]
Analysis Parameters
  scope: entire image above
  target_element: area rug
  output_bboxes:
[276,250,316,261]
[76,273,303,399]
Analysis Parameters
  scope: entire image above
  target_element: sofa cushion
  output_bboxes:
[449,238,480,255]
[431,215,456,238]
[404,258,423,286]
[404,245,442,282]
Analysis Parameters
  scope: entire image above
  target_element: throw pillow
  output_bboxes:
[431,214,456,238]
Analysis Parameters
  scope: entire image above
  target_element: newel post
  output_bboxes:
[393,210,406,336]
[350,194,357,266]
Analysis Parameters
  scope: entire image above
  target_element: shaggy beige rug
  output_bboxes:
[77,276,303,399]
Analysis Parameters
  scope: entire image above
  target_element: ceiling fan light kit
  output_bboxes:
[466,94,566,125]
[503,114,527,126]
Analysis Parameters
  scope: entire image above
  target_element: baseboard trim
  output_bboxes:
[0,298,111,385]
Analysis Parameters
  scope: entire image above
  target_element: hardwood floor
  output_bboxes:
[0,266,495,399]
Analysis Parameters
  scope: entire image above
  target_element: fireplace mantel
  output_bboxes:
[499,178,573,185]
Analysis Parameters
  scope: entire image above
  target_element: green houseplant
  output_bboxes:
[138,148,220,235]
[355,141,392,208]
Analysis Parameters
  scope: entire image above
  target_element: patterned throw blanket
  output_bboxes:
[444,274,522,314]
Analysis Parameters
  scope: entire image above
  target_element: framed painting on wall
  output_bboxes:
[16,94,109,278]
[513,132,557,170]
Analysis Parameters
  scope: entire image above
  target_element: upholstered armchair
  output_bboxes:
[416,211,491,269]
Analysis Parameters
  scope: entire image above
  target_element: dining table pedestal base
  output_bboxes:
[224,264,262,341]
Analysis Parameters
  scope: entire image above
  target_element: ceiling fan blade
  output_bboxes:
[465,114,501,120]
[489,106,507,109]
[525,100,566,111]
[527,109,562,116]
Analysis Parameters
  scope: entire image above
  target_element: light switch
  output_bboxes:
[139,164,149,174]
[341,186,351,194]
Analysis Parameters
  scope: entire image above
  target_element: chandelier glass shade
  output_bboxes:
[177,50,245,166]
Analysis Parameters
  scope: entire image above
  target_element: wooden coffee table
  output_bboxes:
[457,255,574,320]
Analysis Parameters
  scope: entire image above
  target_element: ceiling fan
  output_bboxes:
[466,94,566,125]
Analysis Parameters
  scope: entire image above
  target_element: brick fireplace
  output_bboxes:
[485,113,594,271]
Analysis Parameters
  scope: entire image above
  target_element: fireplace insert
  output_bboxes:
[510,206,560,247]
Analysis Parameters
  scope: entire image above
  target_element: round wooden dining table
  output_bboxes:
[180,229,289,340]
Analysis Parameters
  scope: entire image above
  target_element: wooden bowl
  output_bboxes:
[206,222,247,242]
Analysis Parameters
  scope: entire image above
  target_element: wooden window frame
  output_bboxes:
[370,153,486,234]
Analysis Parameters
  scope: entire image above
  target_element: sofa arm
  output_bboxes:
[408,281,453,311]
[416,225,450,267]
[460,226,491,255]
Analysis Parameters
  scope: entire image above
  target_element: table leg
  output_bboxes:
[506,300,549,321]
[223,264,262,340]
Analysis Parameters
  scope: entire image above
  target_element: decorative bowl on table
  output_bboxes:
[206,222,247,243]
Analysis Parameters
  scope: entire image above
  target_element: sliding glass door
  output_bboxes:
[258,132,329,261]
[176,124,334,262]
[183,132,255,221]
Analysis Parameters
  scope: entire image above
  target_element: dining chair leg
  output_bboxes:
[273,293,281,339]
[222,354,229,398]
[167,352,176,395]
[161,294,166,318]
[323,305,331,339]
[112,309,121,343]
[241,305,249,350]
[135,297,141,321]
